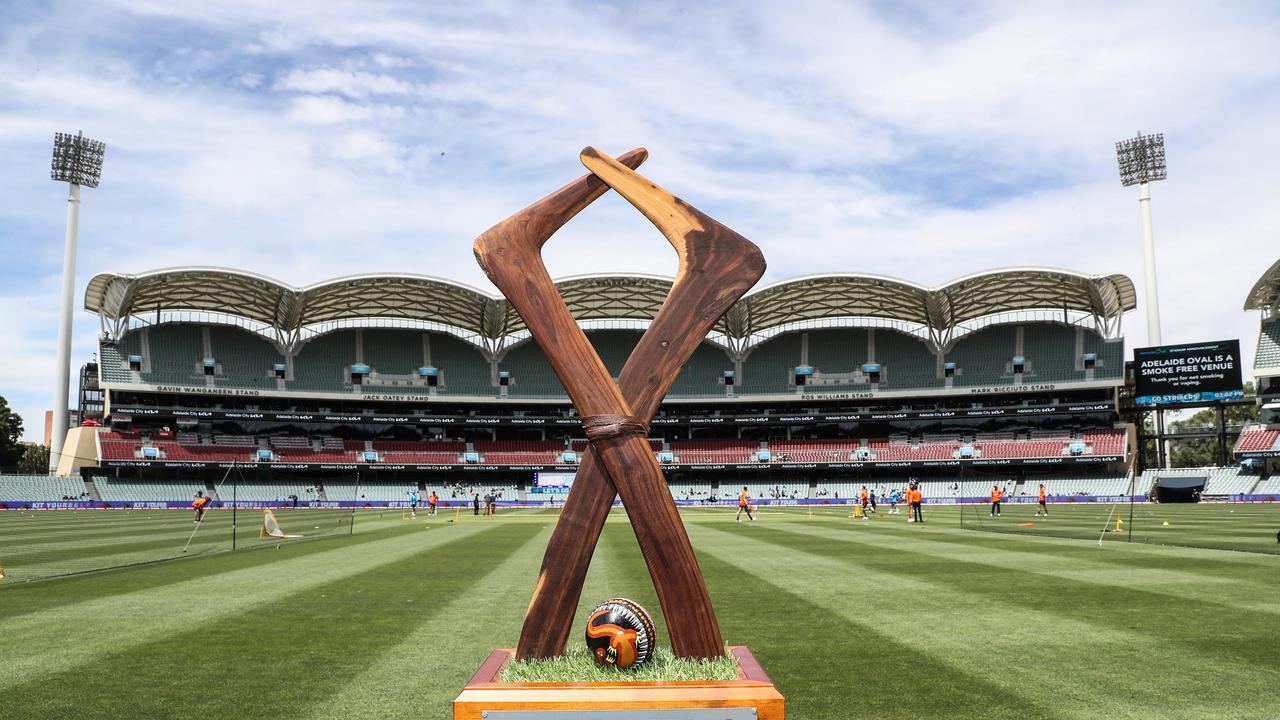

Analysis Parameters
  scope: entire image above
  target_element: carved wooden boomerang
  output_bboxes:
[474,148,764,660]
[512,149,766,660]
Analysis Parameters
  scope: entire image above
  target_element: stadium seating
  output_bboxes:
[98,334,139,384]
[1082,429,1125,455]
[208,326,284,388]
[769,439,857,463]
[875,330,939,389]
[290,330,357,392]
[363,328,426,378]
[426,333,492,394]
[1202,467,1258,495]
[143,324,206,386]
[945,325,1017,387]
[0,474,88,501]
[587,330,642,378]
[98,315,1125,399]
[740,333,801,394]
[474,439,563,464]
[211,482,320,502]
[1235,428,1280,453]
[499,340,562,397]
[1033,475,1130,496]
[669,439,758,464]
[806,328,869,375]
[740,481,809,500]
[669,342,733,397]
[1021,324,1078,382]
[1255,318,1280,371]
[95,477,206,502]
[1081,330,1125,380]
[1252,477,1280,495]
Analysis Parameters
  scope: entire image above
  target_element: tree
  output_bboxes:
[17,444,50,473]
[1165,382,1259,468]
[0,396,24,467]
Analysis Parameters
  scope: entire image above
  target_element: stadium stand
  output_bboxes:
[1022,324,1077,382]
[499,340,561,397]
[740,333,801,394]
[669,342,733,397]
[1235,427,1280,453]
[74,266,1145,504]
[946,325,1017,387]
[807,328,869,375]
[0,474,89,501]
[875,330,939,389]
[1252,477,1280,494]
[145,324,205,386]
[95,478,206,502]
[1255,318,1280,373]
[209,326,284,389]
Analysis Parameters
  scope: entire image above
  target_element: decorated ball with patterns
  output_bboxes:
[584,597,656,670]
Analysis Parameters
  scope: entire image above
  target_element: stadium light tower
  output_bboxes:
[48,131,106,472]
[1115,131,1167,346]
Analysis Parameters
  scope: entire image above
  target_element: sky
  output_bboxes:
[2,0,1278,441]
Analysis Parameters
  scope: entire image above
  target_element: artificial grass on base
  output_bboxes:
[500,645,741,683]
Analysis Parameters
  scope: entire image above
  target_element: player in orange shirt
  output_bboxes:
[428,490,439,516]
[858,486,870,520]
[990,484,1003,517]
[908,480,924,524]
[1035,483,1048,517]
[191,492,211,524]
[736,486,755,523]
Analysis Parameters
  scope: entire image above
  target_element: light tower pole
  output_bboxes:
[1115,132,1167,346]
[48,131,106,472]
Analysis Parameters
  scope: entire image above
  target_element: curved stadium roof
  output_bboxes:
[1244,257,1280,313]
[86,266,1135,353]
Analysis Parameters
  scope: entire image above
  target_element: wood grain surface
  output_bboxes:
[453,646,785,720]
[513,148,765,660]
[474,148,763,660]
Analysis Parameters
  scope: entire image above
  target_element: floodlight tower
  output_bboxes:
[48,131,106,472]
[1115,132,1167,346]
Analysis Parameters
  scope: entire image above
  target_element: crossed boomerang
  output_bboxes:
[474,147,765,661]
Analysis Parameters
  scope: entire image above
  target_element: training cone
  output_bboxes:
[1162,521,1169,526]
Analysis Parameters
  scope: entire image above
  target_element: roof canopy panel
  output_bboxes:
[86,266,1136,349]
[1244,257,1280,312]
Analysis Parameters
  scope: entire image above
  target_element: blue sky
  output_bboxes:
[2,1,1279,440]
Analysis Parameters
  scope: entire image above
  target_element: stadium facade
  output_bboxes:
[7,261,1274,507]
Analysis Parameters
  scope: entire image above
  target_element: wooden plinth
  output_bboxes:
[454,646,784,719]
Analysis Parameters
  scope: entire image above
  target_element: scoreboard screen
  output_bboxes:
[1132,339,1244,406]
[535,472,575,489]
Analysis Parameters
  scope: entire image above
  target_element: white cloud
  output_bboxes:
[275,68,415,98]
[286,95,406,125]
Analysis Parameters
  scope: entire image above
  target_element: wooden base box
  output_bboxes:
[454,646,784,719]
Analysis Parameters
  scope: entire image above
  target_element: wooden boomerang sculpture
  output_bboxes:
[512,149,766,660]
[474,148,764,660]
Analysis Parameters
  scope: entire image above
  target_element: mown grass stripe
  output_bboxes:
[5,521,544,720]
[688,526,1065,720]
[690,519,1280,719]
[766,518,1280,615]
[0,518,432,617]
[298,523,551,719]
[0,521,504,691]
[745,521,1280,669]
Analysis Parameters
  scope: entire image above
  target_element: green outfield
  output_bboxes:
[2,504,1278,719]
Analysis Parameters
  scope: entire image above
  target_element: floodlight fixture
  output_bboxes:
[48,130,106,472]
[1115,132,1166,188]
[51,131,106,188]
[1115,131,1165,345]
